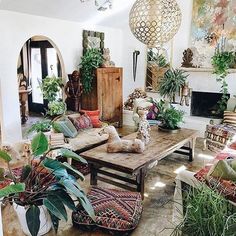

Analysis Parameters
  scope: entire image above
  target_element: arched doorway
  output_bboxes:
[17,35,65,124]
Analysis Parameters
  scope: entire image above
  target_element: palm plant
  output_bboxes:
[0,132,94,236]
[159,69,189,103]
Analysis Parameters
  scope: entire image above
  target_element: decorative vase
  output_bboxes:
[13,203,52,236]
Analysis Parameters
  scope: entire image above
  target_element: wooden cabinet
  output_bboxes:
[81,67,123,127]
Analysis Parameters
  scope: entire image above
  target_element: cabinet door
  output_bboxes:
[97,68,123,126]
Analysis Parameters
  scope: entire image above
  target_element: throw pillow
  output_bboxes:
[80,109,102,128]
[68,114,93,131]
[52,116,78,138]
[223,111,236,127]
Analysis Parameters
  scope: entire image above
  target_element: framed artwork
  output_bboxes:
[190,0,236,68]
[82,30,105,55]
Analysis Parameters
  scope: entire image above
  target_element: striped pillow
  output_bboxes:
[223,111,236,127]
[52,116,78,138]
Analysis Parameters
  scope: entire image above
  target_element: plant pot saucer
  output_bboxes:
[158,125,181,133]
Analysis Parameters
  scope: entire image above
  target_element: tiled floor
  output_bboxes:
[2,136,215,236]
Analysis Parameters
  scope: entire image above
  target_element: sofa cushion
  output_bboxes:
[80,110,102,128]
[52,116,78,138]
[66,128,108,152]
[72,187,143,233]
[68,114,93,131]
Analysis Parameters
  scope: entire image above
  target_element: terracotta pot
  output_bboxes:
[13,203,52,236]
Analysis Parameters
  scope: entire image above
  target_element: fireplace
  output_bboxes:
[191,91,230,119]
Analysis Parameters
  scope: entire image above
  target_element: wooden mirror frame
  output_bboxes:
[82,30,105,55]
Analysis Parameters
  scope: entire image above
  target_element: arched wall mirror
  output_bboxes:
[145,46,171,93]
[17,35,64,124]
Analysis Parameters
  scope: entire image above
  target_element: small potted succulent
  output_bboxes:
[0,132,94,236]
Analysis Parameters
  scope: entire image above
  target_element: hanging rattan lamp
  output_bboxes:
[129,0,182,48]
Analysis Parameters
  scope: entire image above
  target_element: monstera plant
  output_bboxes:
[0,132,94,236]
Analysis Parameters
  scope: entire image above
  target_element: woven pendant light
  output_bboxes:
[129,0,182,48]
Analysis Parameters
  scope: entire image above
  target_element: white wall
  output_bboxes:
[0,10,123,143]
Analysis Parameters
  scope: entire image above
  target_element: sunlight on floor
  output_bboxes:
[174,165,187,174]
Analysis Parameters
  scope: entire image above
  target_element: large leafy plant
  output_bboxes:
[80,48,103,93]
[159,69,189,103]
[211,51,235,113]
[157,100,184,130]
[172,185,236,236]
[0,132,95,236]
[40,76,66,116]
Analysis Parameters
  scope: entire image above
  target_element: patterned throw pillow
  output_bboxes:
[68,114,93,131]
[52,116,78,138]
[80,110,102,128]
[72,187,143,234]
[223,111,236,127]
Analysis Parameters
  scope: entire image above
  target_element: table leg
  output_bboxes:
[189,137,196,162]
[136,168,146,200]
[90,164,98,186]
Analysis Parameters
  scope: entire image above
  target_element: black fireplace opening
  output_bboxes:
[191,91,230,119]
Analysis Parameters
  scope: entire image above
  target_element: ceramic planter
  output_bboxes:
[13,203,52,236]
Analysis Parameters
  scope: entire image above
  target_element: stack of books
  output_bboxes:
[50,133,65,147]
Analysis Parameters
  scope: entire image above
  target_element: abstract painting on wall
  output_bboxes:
[190,0,236,67]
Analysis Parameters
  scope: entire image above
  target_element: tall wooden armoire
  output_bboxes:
[81,67,123,127]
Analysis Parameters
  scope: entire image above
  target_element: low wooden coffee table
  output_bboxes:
[80,126,198,199]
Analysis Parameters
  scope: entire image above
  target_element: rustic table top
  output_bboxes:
[80,126,199,174]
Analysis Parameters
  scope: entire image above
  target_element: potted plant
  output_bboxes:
[159,69,189,103]
[172,184,236,236]
[40,76,66,116]
[156,100,184,132]
[211,51,235,113]
[0,132,95,236]
[80,48,103,93]
[27,119,52,134]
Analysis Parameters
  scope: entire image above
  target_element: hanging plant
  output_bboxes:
[80,48,103,94]
[211,51,235,113]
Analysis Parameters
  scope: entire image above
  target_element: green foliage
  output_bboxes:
[27,119,52,134]
[211,51,235,113]
[47,100,66,116]
[80,48,103,93]
[31,132,49,156]
[157,100,184,129]
[26,205,40,236]
[159,69,189,103]
[40,76,66,116]
[0,132,94,235]
[40,76,63,102]
[172,185,236,236]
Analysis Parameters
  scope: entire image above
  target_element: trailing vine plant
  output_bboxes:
[211,51,235,113]
[80,48,103,93]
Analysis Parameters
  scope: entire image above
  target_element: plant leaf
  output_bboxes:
[0,150,12,162]
[60,179,95,221]
[43,195,67,221]
[31,132,49,156]
[20,165,32,182]
[0,183,25,198]
[42,158,68,178]
[51,189,76,210]
[62,162,85,181]
[48,211,60,233]
[26,205,40,236]
[59,149,87,164]
[0,168,5,181]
